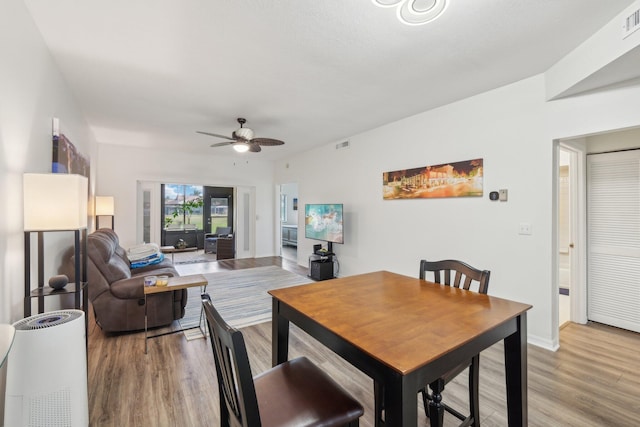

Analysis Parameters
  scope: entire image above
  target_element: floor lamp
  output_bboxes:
[23,173,88,331]
[95,196,115,230]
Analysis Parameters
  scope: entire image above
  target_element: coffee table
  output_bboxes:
[160,245,198,262]
[143,274,208,353]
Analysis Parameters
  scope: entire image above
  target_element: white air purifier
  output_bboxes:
[4,310,88,427]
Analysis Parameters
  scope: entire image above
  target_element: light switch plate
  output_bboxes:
[499,189,508,201]
[519,223,532,235]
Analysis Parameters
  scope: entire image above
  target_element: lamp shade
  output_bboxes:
[95,196,115,216]
[23,173,88,231]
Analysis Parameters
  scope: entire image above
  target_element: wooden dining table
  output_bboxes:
[269,270,532,427]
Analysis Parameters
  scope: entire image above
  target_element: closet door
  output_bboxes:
[587,150,640,332]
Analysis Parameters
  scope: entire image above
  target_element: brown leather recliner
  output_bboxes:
[86,229,187,332]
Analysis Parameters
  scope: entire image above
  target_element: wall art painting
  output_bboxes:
[52,118,90,178]
[383,158,483,200]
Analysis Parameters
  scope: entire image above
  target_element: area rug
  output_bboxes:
[179,265,312,340]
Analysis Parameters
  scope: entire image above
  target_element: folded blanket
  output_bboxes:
[127,243,161,262]
[130,253,165,269]
[128,242,159,255]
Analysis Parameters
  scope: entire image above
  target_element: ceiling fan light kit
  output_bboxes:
[233,142,250,153]
[197,117,285,154]
[234,127,254,141]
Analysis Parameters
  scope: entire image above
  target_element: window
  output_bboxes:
[162,184,204,230]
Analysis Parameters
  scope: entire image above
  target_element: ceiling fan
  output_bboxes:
[196,118,285,153]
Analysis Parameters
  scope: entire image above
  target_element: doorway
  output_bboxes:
[555,127,640,337]
[280,183,298,262]
[203,186,233,235]
[558,148,574,327]
[159,183,234,249]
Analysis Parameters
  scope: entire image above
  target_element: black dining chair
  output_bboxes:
[201,294,364,427]
[374,259,490,427]
[420,259,490,427]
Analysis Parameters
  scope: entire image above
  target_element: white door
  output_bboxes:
[587,150,640,332]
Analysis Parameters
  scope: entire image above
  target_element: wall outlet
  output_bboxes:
[519,222,532,235]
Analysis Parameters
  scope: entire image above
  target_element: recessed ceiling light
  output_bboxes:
[372,0,447,26]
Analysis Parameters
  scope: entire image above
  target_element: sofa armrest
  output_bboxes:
[111,266,180,299]
[110,276,146,299]
[130,266,178,279]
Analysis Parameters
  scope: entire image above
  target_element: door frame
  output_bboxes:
[556,140,588,325]
[203,186,234,235]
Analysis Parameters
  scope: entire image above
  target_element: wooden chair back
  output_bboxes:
[419,259,490,294]
[202,294,260,427]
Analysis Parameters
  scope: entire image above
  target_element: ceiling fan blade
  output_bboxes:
[251,137,285,146]
[249,143,262,152]
[196,131,234,141]
[210,141,232,148]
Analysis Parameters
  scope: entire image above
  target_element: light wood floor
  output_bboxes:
[88,257,640,426]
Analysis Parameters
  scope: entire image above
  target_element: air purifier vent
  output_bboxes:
[29,387,72,426]
[13,309,82,330]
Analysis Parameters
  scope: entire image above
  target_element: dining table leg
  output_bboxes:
[504,312,528,426]
[383,374,417,427]
[272,299,290,366]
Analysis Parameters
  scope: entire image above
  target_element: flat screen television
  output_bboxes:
[304,204,343,251]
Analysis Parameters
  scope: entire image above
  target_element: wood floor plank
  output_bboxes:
[87,257,640,426]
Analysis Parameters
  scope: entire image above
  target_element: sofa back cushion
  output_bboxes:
[95,228,130,264]
[87,231,131,284]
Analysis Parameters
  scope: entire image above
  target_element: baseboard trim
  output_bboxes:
[528,334,559,351]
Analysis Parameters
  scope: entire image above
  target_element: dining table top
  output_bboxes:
[269,270,532,375]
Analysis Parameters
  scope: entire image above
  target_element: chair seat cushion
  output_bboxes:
[254,356,363,427]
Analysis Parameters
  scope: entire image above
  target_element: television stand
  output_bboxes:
[310,257,334,281]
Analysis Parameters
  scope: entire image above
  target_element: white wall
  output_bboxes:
[0,0,96,324]
[96,144,277,257]
[276,75,640,349]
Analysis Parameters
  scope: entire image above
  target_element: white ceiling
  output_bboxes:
[24,0,636,160]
